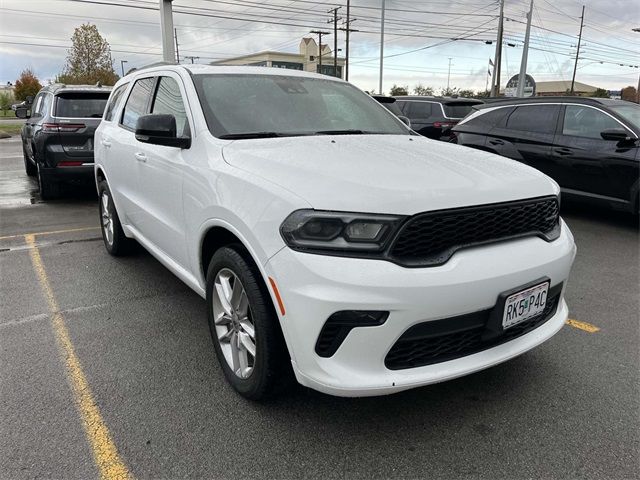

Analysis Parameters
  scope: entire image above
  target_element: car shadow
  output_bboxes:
[560,198,638,231]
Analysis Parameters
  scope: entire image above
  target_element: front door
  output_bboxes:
[553,104,639,201]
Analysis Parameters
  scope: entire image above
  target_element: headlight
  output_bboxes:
[280,210,405,254]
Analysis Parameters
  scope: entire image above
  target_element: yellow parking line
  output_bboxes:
[0,226,99,241]
[25,234,131,480]
[566,318,600,333]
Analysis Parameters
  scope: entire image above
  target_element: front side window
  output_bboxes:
[55,92,109,118]
[608,104,640,130]
[563,105,626,139]
[151,77,189,136]
[121,77,155,130]
[192,74,408,138]
[506,105,559,134]
[104,84,129,122]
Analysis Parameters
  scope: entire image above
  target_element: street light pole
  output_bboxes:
[379,0,386,95]
[490,0,504,97]
[120,60,128,76]
[516,0,534,97]
[570,6,585,95]
[447,58,453,93]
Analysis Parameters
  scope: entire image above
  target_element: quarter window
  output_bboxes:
[32,94,44,117]
[562,105,622,139]
[104,83,129,122]
[121,77,155,130]
[151,77,189,136]
[506,105,559,134]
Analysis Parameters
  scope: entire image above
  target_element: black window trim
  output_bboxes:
[103,82,130,123]
[119,75,158,133]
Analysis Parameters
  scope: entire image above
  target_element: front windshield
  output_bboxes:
[193,73,409,138]
[609,103,640,129]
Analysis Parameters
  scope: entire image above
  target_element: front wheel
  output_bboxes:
[206,247,291,400]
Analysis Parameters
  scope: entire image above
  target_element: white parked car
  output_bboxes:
[95,65,576,399]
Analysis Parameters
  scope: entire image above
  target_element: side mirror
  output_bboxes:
[600,128,637,142]
[15,107,30,119]
[135,114,190,148]
[398,115,411,128]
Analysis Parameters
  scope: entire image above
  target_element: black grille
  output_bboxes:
[389,196,560,267]
[385,286,561,370]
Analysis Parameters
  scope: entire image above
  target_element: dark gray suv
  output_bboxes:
[18,84,111,199]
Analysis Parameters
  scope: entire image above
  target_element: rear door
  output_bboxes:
[23,92,46,158]
[53,91,110,159]
[486,104,561,179]
[553,104,638,200]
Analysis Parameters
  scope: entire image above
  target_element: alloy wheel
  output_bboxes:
[101,191,114,246]
[212,268,256,379]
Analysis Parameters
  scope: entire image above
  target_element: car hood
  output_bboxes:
[221,135,559,214]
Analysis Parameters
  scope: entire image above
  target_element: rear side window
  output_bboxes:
[121,77,155,130]
[468,107,512,128]
[506,105,559,134]
[406,102,433,120]
[562,105,622,139]
[55,92,110,118]
[104,84,129,122]
[443,103,479,119]
[151,77,189,136]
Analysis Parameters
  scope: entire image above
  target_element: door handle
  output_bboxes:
[101,139,111,148]
[134,152,147,163]
[553,147,572,156]
[488,139,505,146]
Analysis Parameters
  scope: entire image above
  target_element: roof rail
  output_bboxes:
[126,61,177,74]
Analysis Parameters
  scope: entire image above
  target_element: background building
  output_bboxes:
[210,37,345,79]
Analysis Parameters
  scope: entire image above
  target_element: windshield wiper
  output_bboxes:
[314,129,368,135]
[218,132,297,139]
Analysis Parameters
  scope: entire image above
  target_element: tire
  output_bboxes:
[23,144,36,177]
[98,180,135,256]
[206,246,291,400]
[37,162,61,200]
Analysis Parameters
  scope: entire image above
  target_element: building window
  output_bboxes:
[272,61,304,70]
[317,65,342,78]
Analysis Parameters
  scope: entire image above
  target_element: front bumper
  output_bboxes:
[265,219,576,397]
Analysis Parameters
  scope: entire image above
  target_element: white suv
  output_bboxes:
[95,65,576,399]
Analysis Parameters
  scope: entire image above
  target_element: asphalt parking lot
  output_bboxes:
[0,135,638,479]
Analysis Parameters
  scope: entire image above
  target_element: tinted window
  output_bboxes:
[104,84,129,122]
[192,74,407,137]
[121,77,155,129]
[151,77,189,136]
[406,102,433,120]
[32,94,44,117]
[506,105,559,134]
[563,105,625,139]
[609,104,640,129]
[39,93,53,117]
[443,102,480,118]
[383,102,404,117]
[55,93,109,118]
[464,107,512,129]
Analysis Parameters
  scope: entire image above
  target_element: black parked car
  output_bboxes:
[451,97,640,214]
[17,83,112,199]
[394,96,484,140]
[371,95,412,128]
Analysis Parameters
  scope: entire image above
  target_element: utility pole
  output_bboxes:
[490,0,504,97]
[516,0,534,97]
[174,28,180,63]
[159,0,175,63]
[570,6,585,95]
[379,0,386,94]
[447,58,453,93]
[339,1,357,81]
[120,60,128,76]
[184,56,199,64]
[328,7,341,77]
[310,30,330,74]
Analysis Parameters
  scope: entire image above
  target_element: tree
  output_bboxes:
[0,91,14,115]
[57,23,118,85]
[389,84,409,96]
[590,88,610,98]
[14,69,42,101]
[621,86,638,103]
[458,89,476,98]
[439,86,460,96]
[413,84,434,96]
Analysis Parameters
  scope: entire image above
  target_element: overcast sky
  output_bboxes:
[1,0,638,94]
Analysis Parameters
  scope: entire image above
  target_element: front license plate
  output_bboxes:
[502,282,549,329]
